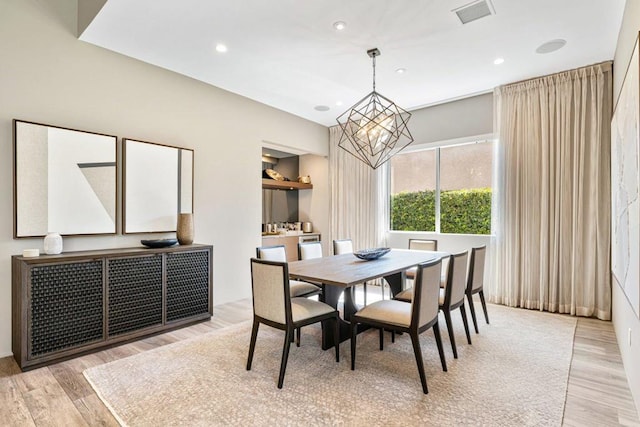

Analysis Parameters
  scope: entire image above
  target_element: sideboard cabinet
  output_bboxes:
[12,244,212,370]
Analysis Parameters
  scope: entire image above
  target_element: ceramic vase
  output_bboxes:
[43,232,63,255]
[177,213,194,245]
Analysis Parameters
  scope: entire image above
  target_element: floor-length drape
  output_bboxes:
[490,62,612,320]
[329,126,388,252]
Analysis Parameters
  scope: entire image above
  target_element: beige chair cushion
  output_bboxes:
[355,300,411,327]
[400,288,445,305]
[406,266,417,279]
[291,298,334,322]
[290,280,320,297]
[395,288,413,302]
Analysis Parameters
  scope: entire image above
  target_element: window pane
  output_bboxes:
[439,142,493,234]
[389,149,436,231]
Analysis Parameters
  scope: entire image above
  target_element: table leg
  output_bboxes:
[384,271,405,298]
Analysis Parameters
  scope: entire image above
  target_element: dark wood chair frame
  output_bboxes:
[247,258,340,389]
[440,251,472,359]
[465,245,490,333]
[350,259,447,394]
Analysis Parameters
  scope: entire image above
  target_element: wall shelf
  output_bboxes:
[262,179,312,190]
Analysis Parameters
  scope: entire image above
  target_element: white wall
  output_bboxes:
[612,0,640,412]
[0,0,328,357]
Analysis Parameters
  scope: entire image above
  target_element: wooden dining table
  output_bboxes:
[288,249,449,349]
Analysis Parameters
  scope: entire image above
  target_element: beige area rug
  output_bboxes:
[84,304,576,426]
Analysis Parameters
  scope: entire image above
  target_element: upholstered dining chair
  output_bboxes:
[333,239,371,304]
[439,250,472,359]
[247,258,340,389]
[298,241,323,260]
[256,245,321,298]
[349,258,447,394]
[257,244,322,347]
[405,239,438,282]
[466,245,489,333]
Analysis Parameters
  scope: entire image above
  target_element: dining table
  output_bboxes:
[288,249,450,349]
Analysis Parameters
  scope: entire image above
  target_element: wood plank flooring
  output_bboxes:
[0,298,637,426]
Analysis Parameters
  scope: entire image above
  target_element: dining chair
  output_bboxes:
[247,258,340,388]
[256,245,321,298]
[257,244,322,347]
[405,238,439,283]
[466,245,489,333]
[439,250,472,359]
[349,258,447,394]
[333,239,371,304]
[298,241,323,260]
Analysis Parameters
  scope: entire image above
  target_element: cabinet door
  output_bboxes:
[166,250,210,322]
[29,261,104,358]
[107,255,163,336]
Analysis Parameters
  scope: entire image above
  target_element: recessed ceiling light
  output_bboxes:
[536,39,566,54]
[333,21,346,31]
[493,57,504,65]
[314,105,330,112]
[215,43,228,53]
[336,101,343,106]
[395,68,406,74]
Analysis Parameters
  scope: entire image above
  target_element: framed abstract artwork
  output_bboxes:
[123,138,194,233]
[611,32,640,318]
[13,119,117,237]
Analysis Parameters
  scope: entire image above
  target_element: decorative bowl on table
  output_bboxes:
[353,247,391,261]
[141,239,178,248]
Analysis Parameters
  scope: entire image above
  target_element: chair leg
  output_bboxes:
[432,322,447,372]
[443,310,458,359]
[334,316,340,362]
[379,328,384,351]
[350,319,358,370]
[479,290,490,324]
[410,332,428,394]
[391,330,395,343]
[460,304,472,345]
[467,292,480,334]
[246,320,260,370]
[296,327,301,347]
[277,328,293,389]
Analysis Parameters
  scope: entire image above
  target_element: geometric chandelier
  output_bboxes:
[336,48,414,169]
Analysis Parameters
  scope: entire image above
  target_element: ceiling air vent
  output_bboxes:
[453,0,495,25]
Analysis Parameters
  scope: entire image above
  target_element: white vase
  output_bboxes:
[43,232,63,255]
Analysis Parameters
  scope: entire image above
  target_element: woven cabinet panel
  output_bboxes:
[166,251,210,322]
[108,256,162,336]
[30,261,104,357]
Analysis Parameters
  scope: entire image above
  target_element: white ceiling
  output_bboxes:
[80,0,626,127]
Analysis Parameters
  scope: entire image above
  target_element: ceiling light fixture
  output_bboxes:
[333,21,347,31]
[493,57,504,65]
[215,43,228,53]
[336,101,343,106]
[336,48,413,169]
[395,68,406,74]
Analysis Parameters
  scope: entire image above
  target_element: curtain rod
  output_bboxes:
[498,60,613,89]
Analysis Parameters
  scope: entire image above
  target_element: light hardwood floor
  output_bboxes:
[0,298,637,426]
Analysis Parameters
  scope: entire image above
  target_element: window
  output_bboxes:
[390,140,493,234]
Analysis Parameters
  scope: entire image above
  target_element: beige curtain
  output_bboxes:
[329,126,388,252]
[490,62,612,320]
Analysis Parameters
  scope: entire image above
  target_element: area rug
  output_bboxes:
[84,304,576,426]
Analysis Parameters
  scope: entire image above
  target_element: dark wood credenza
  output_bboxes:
[12,244,213,370]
